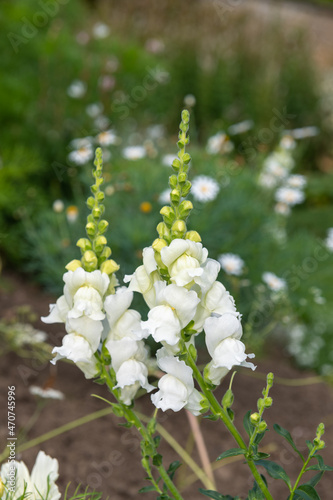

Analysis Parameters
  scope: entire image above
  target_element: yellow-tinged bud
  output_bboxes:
[156,222,171,240]
[65,259,82,272]
[250,412,260,425]
[181,109,190,124]
[185,230,201,242]
[76,238,92,251]
[100,259,120,275]
[86,222,97,236]
[160,206,174,218]
[82,250,98,271]
[152,238,168,253]
[170,189,181,204]
[178,200,193,218]
[178,172,187,183]
[92,207,102,218]
[98,219,109,233]
[94,235,107,253]
[100,246,112,259]
[258,421,267,433]
[169,175,178,188]
[171,220,187,238]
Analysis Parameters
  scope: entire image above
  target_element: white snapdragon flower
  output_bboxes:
[204,313,255,385]
[141,283,200,347]
[151,350,203,415]
[0,451,60,500]
[161,239,208,287]
[193,281,237,333]
[218,253,244,276]
[262,272,287,292]
[124,247,162,308]
[106,338,154,405]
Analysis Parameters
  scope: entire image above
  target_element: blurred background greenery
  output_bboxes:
[1,0,333,375]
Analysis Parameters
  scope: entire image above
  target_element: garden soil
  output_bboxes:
[1,271,333,499]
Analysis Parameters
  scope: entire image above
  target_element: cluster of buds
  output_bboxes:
[250,372,274,435]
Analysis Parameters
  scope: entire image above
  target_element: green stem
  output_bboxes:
[186,351,273,500]
[289,448,317,499]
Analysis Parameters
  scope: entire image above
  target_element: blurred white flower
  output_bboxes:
[0,451,60,500]
[105,56,119,72]
[146,124,165,140]
[52,199,64,213]
[69,137,93,149]
[279,134,296,150]
[67,80,86,99]
[86,102,104,118]
[287,126,319,139]
[99,75,116,91]
[275,187,305,206]
[68,145,94,165]
[151,351,203,415]
[274,202,291,216]
[325,228,333,251]
[228,119,254,135]
[29,386,64,400]
[92,22,110,39]
[285,175,307,189]
[96,130,118,146]
[122,146,146,160]
[158,188,171,205]
[262,272,287,292]
[184,94,196,108]
[94,115,111,131]
[218,253,244,276]
[191,175,220,202]
[66,205,79,223]
[162,154,177,167]
[206,132,234,155]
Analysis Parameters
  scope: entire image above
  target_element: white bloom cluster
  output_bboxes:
[42,268,153,406]
[258,139,307,216]
[0,451,60,500]
[68,131,119,166]
[126,239,255,414]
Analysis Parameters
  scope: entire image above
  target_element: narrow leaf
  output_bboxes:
[243,410,254,437]
[306,464,333,471]
[306,472,324,488]
[139,486,156,493]
[216,448,246,461]
[273,424,304,461]
[255,460,292,489]
[198,490,234,500]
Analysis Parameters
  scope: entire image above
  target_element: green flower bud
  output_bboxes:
[250,412,260,425]
[316,423,325,438]
[152,238,168,253]
[94,235,107,253]
[178,200,193,219]
[169,175,178,188]
[171,219,186,236]
[98,219,109,233]
[264,397,273,408]
[182,181,192,197]
[183,153,191,164]
[160,206,175,225]
[185,230,202,242]
[86,222,97,237]
[82,250,98,271]
[222,389,234,409]
[65,259,82,272]
[258,421,267,433]
[170,189,181,204]
[100,259,120,275]
[100,246,112,259]
[76,238,92,252]
[267,372,274,388]
[257,398,265,411]
[92,206,102,219]
[178,172,187,184]
[87,196,95,209]
[97,191,105,202]
[172,159,181,171]
[181,109,190,124]
[156,222,171,240]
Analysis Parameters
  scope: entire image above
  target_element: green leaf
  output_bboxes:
[216,448,246,461]
[247,480,266,500]
[306,472,324,488]
[255,460,292,489]
[306,464,333,471]
[273,424,304,461]
[139,486,156,493]
[254,430,267,445]
[198,489,234,499]
[293,484,321,500]
[167,460,181,480]
[243,410,255,437]
[253,452,270,460]
[153,453,163,467]
[204,414,219,421]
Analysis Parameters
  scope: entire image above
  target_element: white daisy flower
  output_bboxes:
[67,80,87,99]
[285,175,307,189]
[68,145,94,165]
[29,386,65,400]
[206,132,234,155]
[52,200,64,213]
[158,188,171,205]
[162,154,177,167]
[69,137,93,149]
[262,272,287,292]
[86,102,104,118]
[184,94,196,107]
[279,135,296,150]
[275,187,305,206]
[96,130,118,146]
[92,22,110,39]
[218,253,244,276]
[191,175,220,202]
[258,173,279,189]
[146,124,165,140]
[228,119,254,135]
[122,146,146,160]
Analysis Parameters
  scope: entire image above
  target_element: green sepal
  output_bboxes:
[118,421,133,428]
[110,404,124,418]
[147,417,157,435]
[204,414,219,421]
[222,389,234,409]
